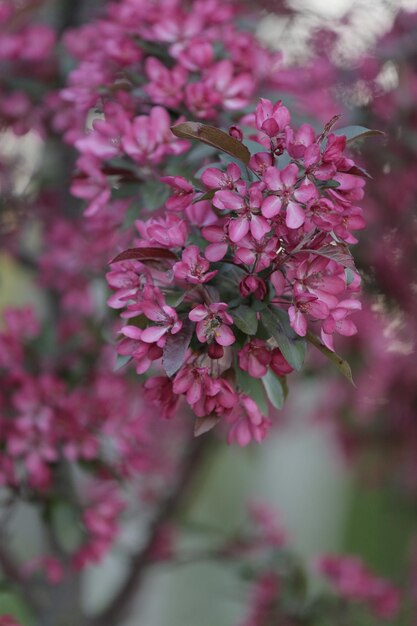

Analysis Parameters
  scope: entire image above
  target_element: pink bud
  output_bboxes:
[229,125,243,142]
[239,275,267,300]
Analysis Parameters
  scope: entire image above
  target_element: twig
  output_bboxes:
[90,434,212,626]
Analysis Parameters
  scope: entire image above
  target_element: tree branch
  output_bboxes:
[90,434,212,626]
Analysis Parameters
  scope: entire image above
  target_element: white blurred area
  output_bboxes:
[258,0,417,62]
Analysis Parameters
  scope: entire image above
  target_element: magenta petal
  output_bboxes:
[235,421,252,447]
[263,167,282,191]
[261,195,282,218]
[281,163,298,187]
[201,167,224,189]
[289,307,307,336]
[205,242,228,261]
[189,305,208,322]
[213,190,243,211]
[142,302,165,322]
[286,201,305,229]
[336,318,357,336]
[229,218,249,243]
[294,180,317,203]
[215,324,235,346]
[173,370,194,393]
[141,325,167,343]
[120,325,143,340]
[250,215,270,240]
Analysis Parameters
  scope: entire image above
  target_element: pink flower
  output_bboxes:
[71,156,111,217]
[234,234,278,272]
[255,98,290,138]
[227,395,271,446]
[202,222,230,261]
[185,81,220,119]
[321,299,361,350]
[0,616,22,626]
[173,245,217,284]
[213,185,270,243]
[171,37,214,71]
[160,176,194,212]
[118,326,163,374]
[289,294,329,337]
[122,107,188,165]
[189,302,235,346]
[286,123,316,159]
[144,57,188,108]
[270,349,293,376]
[135,214,188,248]
[141,301,182,343]
[201,163,243,191]
[249,152,274,176]
[207,60,254,110]
[263,164,313,229]
[173,365,210,405]
[239,275,267,300]
[239,340,271,378]
[143,376,179,419]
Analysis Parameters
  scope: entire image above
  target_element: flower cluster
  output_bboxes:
[316,554,400,619]
[54,0,281,220]
[109,97,366,444]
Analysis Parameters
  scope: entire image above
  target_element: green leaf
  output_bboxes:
[345,267,356,286]
[193,189,216,203]
[113,354,132,371]
[334,125,384,145]
[171,122,250,165]
[262,369,285,410]
[194,415,221,437]
[140,180,169,211]
[231,305,258,335]
[306,330,355,385]
[236,368,268,415]
[261,306,306,371]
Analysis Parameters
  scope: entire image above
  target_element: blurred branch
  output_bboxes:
[90,435,212,626]
[0,541,40,612]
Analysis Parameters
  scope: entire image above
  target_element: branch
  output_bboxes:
[90,434,212,626]
[0,542,40,612]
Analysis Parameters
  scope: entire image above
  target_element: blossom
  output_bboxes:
[263,164,313,229]
[173,246,217,284]
[122,107,188,165]
[227,395,271,446]
[189,302,235,346]
[238,340,271,378]
[239,275,267,300]
[160,175,194,211]
[141,301,183,343]
[289,294,329,337]
[118,326,163,374]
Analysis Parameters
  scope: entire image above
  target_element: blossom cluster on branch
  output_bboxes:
[108,98,367,444]
[0,0,410,624]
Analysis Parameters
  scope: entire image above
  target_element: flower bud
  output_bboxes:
[239,275,267,300]
[229,125,243,142]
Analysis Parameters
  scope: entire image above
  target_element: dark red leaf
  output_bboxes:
[171,122,250,165]
[163,319,194,378]
[110,247,177,264]
[303,244,355,269]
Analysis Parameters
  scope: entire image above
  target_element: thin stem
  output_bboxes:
[89,434,212,626]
